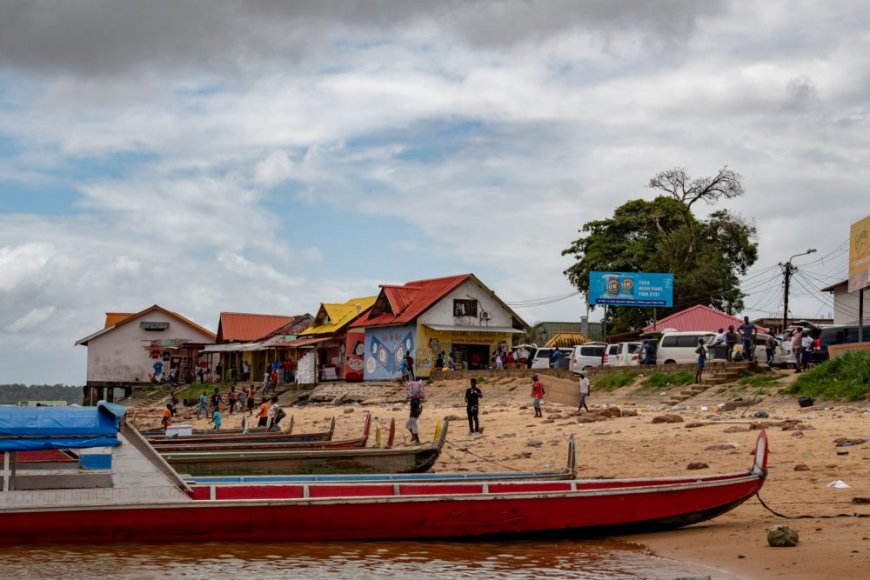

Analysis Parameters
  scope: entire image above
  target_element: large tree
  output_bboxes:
[562,167,758,333]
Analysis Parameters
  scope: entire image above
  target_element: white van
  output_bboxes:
[656,331,715,365]
[569,343,607,373]
[530,347,573,369]
[601,343,620,366]
[614,341,643,366]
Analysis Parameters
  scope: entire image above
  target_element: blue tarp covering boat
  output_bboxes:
[0,401,126,452]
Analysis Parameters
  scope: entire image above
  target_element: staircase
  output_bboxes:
[666,361,762,406]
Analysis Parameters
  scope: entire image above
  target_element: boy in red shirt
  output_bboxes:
[530,374,545,417]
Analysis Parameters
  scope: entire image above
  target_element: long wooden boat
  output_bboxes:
[162,419,448,476]
[0,403,769,545]
[143,416,335,444]
[149,415,374,453]
[186,435,576,485]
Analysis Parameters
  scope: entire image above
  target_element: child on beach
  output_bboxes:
[578,372,590,412]
[531,374,544,417]
[212,408,222,430]
[695,338,707,384]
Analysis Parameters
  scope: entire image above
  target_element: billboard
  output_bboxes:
[589,271,674,307]
[848,214,870,293]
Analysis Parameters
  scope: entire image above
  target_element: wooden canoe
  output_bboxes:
[149,415,374,452]
[186,435,576,485]
[162,419,449,477]
[144,416,336,444]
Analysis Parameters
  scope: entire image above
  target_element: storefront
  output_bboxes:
[416,324,523,376]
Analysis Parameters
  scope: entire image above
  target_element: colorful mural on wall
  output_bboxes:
[364,325,415,381]
[343,330,366,382]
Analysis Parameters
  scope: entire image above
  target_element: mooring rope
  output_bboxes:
[443,440,523,472]
[756,493,870,519]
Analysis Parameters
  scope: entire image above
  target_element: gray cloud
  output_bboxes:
[0,0,724,76]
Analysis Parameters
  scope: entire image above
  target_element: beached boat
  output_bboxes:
[143,415,335,443]
[148,415,375,453]
[0,403,769,545]
[161,418,447,476]
[186,434,576,485]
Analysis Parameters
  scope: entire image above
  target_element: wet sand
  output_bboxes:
[139,372,869,579]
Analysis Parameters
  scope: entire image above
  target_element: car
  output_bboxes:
[613,341,644,366]
[601,343,620,366]
[656,331,715,365]
[569,343,607,373]
[812,324,870,362]
[529,347,573,369]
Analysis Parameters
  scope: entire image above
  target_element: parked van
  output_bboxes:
[530,347,573,369]
[601,343,620,366]
[613,341,643,366]
[656,331,715,365]
[569,343,607,373]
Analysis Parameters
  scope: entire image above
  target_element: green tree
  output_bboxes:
[562,167,758,333]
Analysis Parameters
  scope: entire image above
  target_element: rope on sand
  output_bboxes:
[443,441,522,472]
[756,493,870,519]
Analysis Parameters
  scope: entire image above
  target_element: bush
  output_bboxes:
[595,369,640,390]
[786,351,870,401]
[642,371,694,390]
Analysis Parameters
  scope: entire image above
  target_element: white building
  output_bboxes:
[75,305,215,403]
[820,280,870,325]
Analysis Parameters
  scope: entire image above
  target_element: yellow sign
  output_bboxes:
[849,214,870,292]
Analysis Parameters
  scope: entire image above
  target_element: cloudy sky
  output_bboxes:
[2,1,868,385]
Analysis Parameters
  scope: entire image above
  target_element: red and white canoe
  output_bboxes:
[0,403,768,545]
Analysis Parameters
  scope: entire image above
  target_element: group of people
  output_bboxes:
[790,327,815,373]
[709,316,760,363]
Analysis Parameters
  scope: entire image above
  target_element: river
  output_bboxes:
[0,539,721,579]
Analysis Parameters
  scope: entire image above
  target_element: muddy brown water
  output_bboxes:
[0,539,728,579]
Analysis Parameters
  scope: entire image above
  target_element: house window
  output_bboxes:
[453,299,478,318]
[140,321,169,331]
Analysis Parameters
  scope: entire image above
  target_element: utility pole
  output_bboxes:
[780,248,817,332]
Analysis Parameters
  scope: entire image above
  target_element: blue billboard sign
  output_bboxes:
[589,271,674,307]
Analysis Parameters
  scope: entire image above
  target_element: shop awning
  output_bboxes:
[201,342,263,353]
[283,336,333,348]
[424,324,525,334]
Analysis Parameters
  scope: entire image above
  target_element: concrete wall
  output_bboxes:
[417,279,515,328]
[86,312,213,383]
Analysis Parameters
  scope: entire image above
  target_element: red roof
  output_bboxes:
[217,313,301,343]
[351,274,472,328]
[642,304,769,334]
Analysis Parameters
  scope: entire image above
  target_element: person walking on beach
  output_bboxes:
[212,408,222,430]
[407,390,423,444]
[801,330,814,371]
[247,386,257,415]
[238,387,247,414]
[161,403,173,431]
[791,328,804,372]
[578,372,590,412]
[268,396,285,432]
[227,386,238,415]
[210,387,222,414]
[405,352,416,381]
[465,378,483,435]
[196,391,208,420]
[257,398,270,428]
[695,338,707,384]
[215,361,222,383]
[531,374,545,417]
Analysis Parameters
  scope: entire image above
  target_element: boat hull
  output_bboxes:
[0,474,765,544]
[163,445,442,476]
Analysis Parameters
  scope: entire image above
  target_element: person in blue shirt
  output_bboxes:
[196,391,208,419]
[551,349,564,368]
[739,316,757,362]
[212,408,222,430]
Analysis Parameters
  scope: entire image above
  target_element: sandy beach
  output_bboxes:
[136,371,869,579]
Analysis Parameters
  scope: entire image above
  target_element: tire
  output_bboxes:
[664,360,676,365]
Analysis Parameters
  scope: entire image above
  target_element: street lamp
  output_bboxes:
[781,248,817,332]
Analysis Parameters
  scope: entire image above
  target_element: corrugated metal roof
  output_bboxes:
[352,274,472,328]
[104,313,134,328]
[642,304,769,334]
[301,296,377,336]
[544,332,589,348]
[218,313,300,342]
[77,305,215,346]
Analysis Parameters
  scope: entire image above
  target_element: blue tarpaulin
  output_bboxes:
[0,401,126,452]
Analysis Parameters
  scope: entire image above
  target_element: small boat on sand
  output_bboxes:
[149,415,375,453]
[161,418,447,476]
[143,415,335,444]
[186,435,576,486]
[0,403,769,545]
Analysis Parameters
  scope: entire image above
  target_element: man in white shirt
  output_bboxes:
[578,372,590,412]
